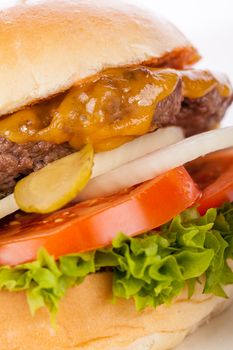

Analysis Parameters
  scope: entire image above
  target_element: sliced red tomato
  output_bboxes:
[187,149,233,214]
[0,166,200,266]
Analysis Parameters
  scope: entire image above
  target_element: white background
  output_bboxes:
[0,1,233,349]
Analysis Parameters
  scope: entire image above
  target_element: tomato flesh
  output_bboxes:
[186,148,233,190]
[199,150,233,214]
[198,165,233,214]
[187,149,233,214]
[0,167,200,266]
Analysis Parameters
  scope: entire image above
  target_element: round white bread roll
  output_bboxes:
[0,272,232,350]
[0,0,199,116]
[0,2,229,350]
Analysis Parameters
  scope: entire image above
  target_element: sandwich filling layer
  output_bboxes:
[0,67,232,198]
[0,202,232,317]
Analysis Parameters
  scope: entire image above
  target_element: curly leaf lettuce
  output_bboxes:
[0,203,232,316]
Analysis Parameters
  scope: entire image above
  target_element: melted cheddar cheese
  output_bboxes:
[0,67,231,152]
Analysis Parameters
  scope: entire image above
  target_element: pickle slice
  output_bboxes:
[14,144,94,214]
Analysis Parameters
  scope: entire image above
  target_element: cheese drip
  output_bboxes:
[0,67,231,152]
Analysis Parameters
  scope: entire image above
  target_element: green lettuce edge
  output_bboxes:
[0,202,233,318]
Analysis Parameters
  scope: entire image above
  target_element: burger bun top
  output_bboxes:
[0,0,199,116]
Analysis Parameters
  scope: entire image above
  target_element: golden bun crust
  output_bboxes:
[0,0,199,116]
[0,272,232,350]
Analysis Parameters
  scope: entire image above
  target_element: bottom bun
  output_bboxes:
[0,272,233,350]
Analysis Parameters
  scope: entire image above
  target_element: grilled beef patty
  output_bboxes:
[0,140,73,199]
[0,83,232,199]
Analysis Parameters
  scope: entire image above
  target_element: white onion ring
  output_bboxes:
[79,127,233,201]
[0,194,19,219]
[92,127,184,177]
[1,127,233,218]
[0,127,183,219]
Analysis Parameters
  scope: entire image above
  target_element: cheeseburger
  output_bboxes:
[0,1,233,349]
